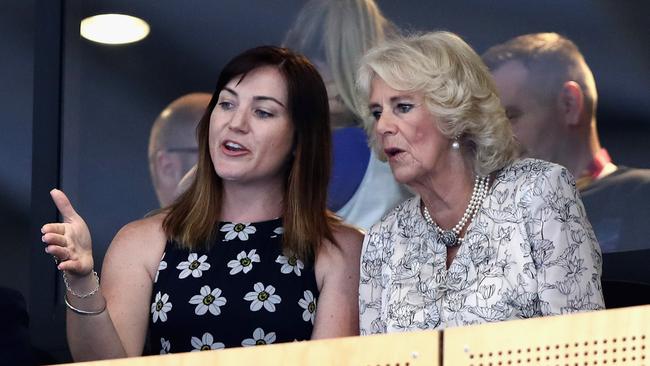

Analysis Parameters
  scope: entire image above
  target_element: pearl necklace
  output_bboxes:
[422,175,490,248]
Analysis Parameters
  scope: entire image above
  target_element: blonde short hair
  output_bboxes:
[357,31,518,176]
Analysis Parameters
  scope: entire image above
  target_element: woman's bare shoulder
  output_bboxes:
[332,223,364,248]
[113,212,167,242]
[320,222,364,262]
[103,212,168,274]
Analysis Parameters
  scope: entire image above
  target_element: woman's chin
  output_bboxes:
[390,170,415,186]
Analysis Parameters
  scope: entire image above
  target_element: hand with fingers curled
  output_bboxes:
[41,189,95,280]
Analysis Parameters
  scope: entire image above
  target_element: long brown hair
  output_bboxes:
[163,46,338,261]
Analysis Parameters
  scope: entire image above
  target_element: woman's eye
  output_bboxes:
[370,110,382,121]
[396,103,414,113]
[218,101,234,110]
[255,109,273,119]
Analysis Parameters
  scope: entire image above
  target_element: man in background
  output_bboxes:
[0,287,35,365]
[482,33,650,255]
[148,93,210,207]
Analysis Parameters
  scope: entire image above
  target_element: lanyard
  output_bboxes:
[585,148,612,179]
[576,148,613,190]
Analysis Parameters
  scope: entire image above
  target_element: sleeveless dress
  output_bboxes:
[148,218,319,354]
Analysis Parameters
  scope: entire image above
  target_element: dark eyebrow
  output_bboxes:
[222,87,237,97]
[253,96,285,108]
[221,87,285,108]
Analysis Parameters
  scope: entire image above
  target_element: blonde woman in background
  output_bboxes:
[284,0,412,231]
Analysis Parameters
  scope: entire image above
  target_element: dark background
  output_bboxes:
[2,0,648,362]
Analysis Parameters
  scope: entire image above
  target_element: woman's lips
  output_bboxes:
[384,147,404,158]
[221,140,249,156]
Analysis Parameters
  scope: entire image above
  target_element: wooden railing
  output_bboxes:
[63,305,649,366]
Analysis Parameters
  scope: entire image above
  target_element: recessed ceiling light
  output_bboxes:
[80,14,150,45]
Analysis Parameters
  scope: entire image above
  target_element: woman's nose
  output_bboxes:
[375,112,396,136]
[228,108,248,132]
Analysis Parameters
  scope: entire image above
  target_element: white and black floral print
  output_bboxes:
[271,226,284,238]
[151,291,173,323]
[244,282,282,312]
[159,338,170,354]
[276,255,304,276]
[241,327,276,346]
[359,159,605,334]
[188,285,227,316]
[298,290,317,324]
[190,332,224,352]
[221,223,257,241]
[177,253,210,279]
[148,218,318,351]
[228,249,261,275]
[155,252,167,283]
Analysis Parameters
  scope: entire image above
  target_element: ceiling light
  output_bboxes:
[80,14,150,45]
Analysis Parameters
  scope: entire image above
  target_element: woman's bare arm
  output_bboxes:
[311,225,364,339]
[42,190,165,360]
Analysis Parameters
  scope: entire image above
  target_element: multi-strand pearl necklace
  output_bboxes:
[422,175,490,248]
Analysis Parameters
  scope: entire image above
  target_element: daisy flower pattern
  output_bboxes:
[227,249,261,275]
[298,290,317,323]
[270,226,284,238]
[190,332,225,352]
[188,285,227,316]
[160,338,170,354]
[151,291,173,323]
[241,327,276,347]
[147,217,319,351]
[244,282,282,312]
[220,222,257,241]
[275,255,304,276]
[176,253,210,279]
[155,252,167,283]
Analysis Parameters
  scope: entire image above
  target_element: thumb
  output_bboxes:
[50,189,79,221]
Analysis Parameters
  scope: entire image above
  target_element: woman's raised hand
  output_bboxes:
[41,189,94,276]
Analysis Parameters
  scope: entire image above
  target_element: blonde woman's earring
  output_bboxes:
[451,138,460,150]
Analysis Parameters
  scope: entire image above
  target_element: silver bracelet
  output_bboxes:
[64,294,107,316]
[63,270,100,298]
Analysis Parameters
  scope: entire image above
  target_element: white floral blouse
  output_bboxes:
[359,159,605,334]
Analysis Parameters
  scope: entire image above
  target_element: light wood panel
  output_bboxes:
[64,330,440,366]
[443,305,649,366]
[52,305,649,365]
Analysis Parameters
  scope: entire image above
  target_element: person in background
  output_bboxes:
[0,286,35,365]
[283,0,412,230]
[41,46,362,360]
[357,31,604,334]
[482,32,650,255]
[148,93,210,207]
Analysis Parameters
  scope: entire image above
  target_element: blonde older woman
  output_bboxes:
[357,31,604,334]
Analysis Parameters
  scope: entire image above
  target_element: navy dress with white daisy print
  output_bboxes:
[148,218,319,354]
